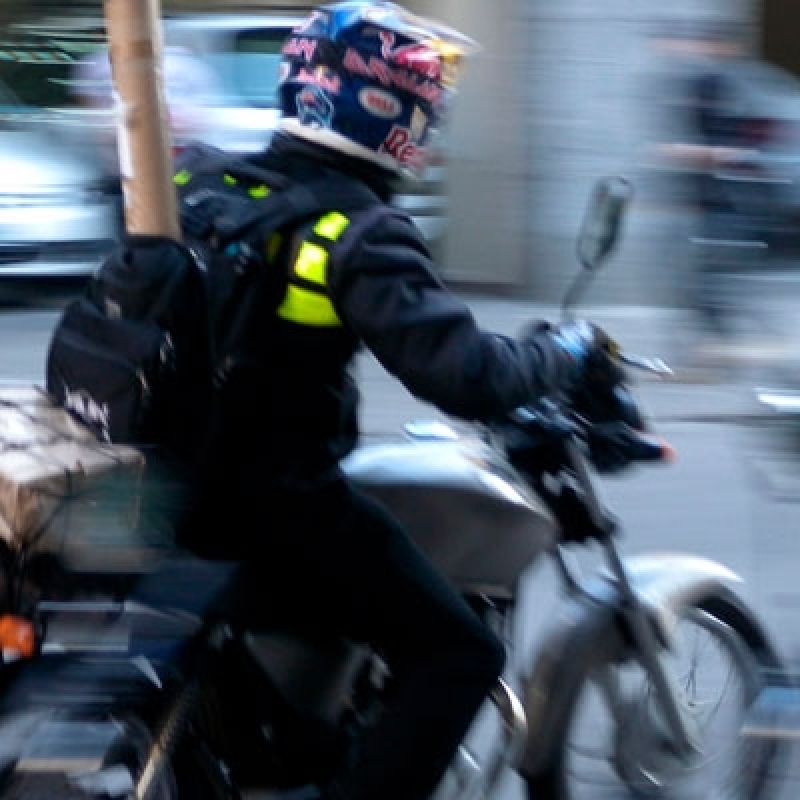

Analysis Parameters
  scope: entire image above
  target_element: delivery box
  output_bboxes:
[0,385,146,563]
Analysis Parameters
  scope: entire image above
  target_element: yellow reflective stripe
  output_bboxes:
[249,184,269,199]
[294,241,328,285]
[276,212,351,328]
[173,169,191,186]
[277,286,341,326]
[313,211,350,240]
[223,173,237,186]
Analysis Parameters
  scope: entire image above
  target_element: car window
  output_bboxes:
[0,43,78,110]
[199,28,291,109]
[0,26,104,111]
[1,21,293,112]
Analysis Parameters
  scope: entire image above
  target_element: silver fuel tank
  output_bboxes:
[341,426,558,596]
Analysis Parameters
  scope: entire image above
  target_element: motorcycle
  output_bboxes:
[0,176,786,800]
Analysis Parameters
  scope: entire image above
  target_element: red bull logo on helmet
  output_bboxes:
[380,125,426,171]
[379,32,442,82]
[343,48,442,105]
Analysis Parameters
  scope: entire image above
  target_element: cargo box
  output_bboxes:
[0,385,145,565]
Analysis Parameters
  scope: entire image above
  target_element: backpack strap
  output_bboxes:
[209,174,381,247]
[201,172,382,381]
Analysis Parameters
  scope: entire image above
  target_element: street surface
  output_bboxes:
[3,283,800,798]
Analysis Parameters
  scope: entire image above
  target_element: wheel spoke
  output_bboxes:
[553,605,765,799]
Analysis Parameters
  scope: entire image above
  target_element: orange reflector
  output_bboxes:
[0,614,35,659]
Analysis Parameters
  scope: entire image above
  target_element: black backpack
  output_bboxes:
[45,143,380,469]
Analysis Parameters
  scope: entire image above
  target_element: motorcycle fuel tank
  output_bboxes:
[342,426,558,595]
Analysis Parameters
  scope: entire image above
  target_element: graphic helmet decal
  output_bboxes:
[278,1,479,176]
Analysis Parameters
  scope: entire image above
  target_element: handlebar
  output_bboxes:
[505,385,674,469]
[619,352,673,378]
[502,360,675,547]
[590,423,676,464]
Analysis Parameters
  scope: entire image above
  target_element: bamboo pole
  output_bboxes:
[103,0,180,239]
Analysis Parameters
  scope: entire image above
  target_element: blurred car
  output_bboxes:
[0,11,448,289]
[710,58,800,251]
[0,79,117,285]
[654,54,800,253]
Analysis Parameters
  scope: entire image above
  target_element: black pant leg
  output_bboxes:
[250,479,506,800]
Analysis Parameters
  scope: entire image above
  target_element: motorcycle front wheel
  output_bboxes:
[525,590,784,800]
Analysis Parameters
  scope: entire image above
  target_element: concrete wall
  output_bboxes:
[411,0,757,304]
[405,0,528,289]
[13,0,760,303]
[760,0,800,76]
[523,3,675,304]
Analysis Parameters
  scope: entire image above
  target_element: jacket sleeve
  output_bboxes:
[328,207,574,422]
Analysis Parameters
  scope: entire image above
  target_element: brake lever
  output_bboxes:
[619,352,673,378]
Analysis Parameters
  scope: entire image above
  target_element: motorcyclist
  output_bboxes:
[176,3,621,799]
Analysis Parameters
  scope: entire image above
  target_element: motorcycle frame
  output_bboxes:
[448,433,769,793]
[2,428,776,800]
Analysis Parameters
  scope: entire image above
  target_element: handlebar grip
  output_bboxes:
[629,432,677,463]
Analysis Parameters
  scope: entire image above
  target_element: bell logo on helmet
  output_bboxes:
[359,87,402,119]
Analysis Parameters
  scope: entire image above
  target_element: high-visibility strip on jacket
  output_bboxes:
[175,164,349,328]
[277,211,350,327]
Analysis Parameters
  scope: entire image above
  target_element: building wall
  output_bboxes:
[400,0,756,302]
[519,0,756,304]
[11,0,759,302]
[760,0,800,77]
[404,0,528,289]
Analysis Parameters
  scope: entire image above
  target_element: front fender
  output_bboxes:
[518,552,750,779]
[605,552,743,645]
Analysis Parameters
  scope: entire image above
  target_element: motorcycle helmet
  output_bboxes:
[277,1,479,177]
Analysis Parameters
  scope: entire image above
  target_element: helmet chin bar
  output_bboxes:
[279,118,424,180]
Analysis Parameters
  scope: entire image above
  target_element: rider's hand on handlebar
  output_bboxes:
[586,421,673,474]
[548,319,627,396]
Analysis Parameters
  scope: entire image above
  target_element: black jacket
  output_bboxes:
[211,133,572,487]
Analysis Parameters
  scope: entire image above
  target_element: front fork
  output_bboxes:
[520,540,752,783]
[447,544,704,800]
[554,442,710,760]
[601,539,702,759]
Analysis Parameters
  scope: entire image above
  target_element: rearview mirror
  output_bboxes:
[576,177,632,270]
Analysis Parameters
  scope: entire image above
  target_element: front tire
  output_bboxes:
[525,589,784,800]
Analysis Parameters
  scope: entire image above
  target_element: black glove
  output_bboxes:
[587,421,653,473]
[548,319,623,387]
[523,317,619,376]
[556,324,644,441]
